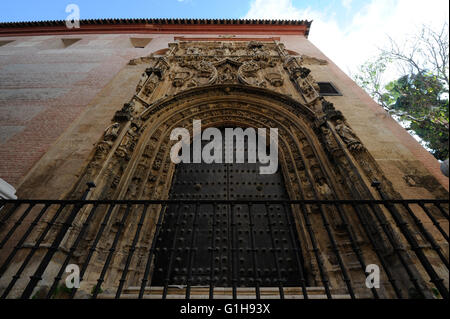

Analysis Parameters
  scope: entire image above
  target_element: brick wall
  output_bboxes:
[0,34,167,187]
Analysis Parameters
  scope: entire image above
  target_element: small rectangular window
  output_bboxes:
[61,38,81,48]
[130,38,152,48]
[317,82,342,96]
[0,40,14,47]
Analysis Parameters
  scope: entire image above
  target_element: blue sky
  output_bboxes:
[0,0,364,26]
[1,0,448,78]
[0,0,247,22]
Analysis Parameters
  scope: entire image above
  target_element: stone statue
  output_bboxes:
[316,177,332,197]
[321,126,338,152]
[135,72,148,93]
[120,124,139,149]
[104,122,120,141]
[335,119,363,151]
[142,76,159,97]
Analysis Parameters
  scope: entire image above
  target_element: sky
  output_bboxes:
[0,0,449,77]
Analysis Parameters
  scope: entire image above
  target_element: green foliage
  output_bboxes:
[91,285,103,295]
[381,73,449,160]
[354,54,391,106]
[432,287,441,298]
[51,284,74,298]
[353,23,449,161]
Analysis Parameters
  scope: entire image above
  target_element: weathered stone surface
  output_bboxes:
[0,29,447,299]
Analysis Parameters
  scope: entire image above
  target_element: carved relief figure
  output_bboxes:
[141,76,160,98]
[316,177,333,197]
[322,99,335,114]
[94,141,113,162]
[218,65,236,83]
[120,124,139,150]
[299,79,319,102]
[320,126,339,153]
[248,41,266,57]
[104,123,120,141]
[221,42,233,55]
[334,119,363,151]
[135,72,148,93]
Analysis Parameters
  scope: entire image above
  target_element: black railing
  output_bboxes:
[0,196,448,299]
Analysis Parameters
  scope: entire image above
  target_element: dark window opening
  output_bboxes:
[130,37,152,48]
[0,40,14,47]
[61,38,81,48]
[317,82,342,96]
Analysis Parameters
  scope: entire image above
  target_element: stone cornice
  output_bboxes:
[0,18,312,37]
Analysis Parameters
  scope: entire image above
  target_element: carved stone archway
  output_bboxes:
[57,83,410,298]
[23,41,435,298]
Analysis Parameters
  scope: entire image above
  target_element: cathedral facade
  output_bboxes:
[0,19,448,299]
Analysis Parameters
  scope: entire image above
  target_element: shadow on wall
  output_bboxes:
[441,159,449,177]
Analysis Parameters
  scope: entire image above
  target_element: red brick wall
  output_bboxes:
[0,34,167,187]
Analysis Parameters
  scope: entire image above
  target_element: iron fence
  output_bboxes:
[0,195,448,299]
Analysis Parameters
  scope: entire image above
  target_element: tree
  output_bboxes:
[353,54,391,107]
[353,23,449,160]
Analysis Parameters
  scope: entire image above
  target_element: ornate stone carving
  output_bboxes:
[284,58,320,105]
[217,63,238,83]
[138,59,169,98]
[334,119,363,151]
[290,66,311,80]
[113,102,134,122]
[131,117,143,131]
[321,99,342,120]
[135,72,148,93]
[115,146,129,159]
[146,59,169,79]
[186,46,203,55]
[238,60,265,86]
[247,41,267,58]
[93,141,112,162]
[152,145,166,171]
[141,76,160,98]
[103,122,120,141]
[52,40,420,299]
[265,72,284,87]
[177,59,217,86]
[320,126,340,155]
[170,71,192,87]
[120,124,139,151]
[240,60,259,76]
[316,176,333,197]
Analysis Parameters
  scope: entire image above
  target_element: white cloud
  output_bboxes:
[244,0,449,80]
[342,0,353,10]
[244,0,303,19]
